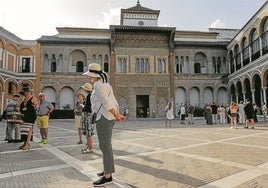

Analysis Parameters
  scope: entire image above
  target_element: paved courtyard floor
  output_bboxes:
[0,117,268,188]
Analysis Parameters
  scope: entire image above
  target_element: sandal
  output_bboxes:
[21,144,30,150]
[19,144,26,149]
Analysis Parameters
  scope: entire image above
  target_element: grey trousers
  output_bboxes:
[96,115,115,174]
[6,122,21,140]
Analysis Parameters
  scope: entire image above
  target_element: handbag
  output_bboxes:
[89,104,102,124]
[89,89,111,124]
[89,112,97,124]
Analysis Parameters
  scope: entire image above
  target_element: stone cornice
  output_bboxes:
[0,26,36,45]
[36,36,110,45]
[174,41,228,48]
[110,25,176,33]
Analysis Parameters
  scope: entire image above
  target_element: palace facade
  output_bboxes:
[1,1,268,118]
[0,27,40,114]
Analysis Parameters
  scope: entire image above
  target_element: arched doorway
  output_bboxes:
[253,74,262,106]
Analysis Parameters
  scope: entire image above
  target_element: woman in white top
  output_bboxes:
[165,102,174,127]
[83,63,125,187]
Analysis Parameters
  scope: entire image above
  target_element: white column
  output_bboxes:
[243,92,246,102]
[1,92,5,114]
[236,94,239,104]
[249,46,252,63]
[251,89,255,104]
[259,37,263,56]
[263,87,267,104]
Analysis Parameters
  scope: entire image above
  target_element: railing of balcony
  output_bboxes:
[242,46,250,66]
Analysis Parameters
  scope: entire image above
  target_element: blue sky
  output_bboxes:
[0,0,266,40]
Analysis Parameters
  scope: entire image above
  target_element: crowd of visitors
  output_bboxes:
[202,99,267,128]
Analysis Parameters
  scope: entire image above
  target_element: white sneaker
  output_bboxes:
[82,148,93,154]
[81,146,88,152]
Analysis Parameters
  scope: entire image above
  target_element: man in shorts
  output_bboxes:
[36,93,54,144]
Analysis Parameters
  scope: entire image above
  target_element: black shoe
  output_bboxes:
[97,171,104,177]
[93,176,113,187]
[7,139,14,143]
[13,140,22,143]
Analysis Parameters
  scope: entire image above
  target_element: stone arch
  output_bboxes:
[258,16,268,35]
[228,50,235,73]
[250,27,261,61]
[5,43,18,71]
[189,87,200,106]
[42,86,57,108]
[252,74,262,106]
[244,78,252,101]
[5,78,17,95]
[230,83,236,102]
[175,87,186,108]
[59,87,74,109]
[204,86,213,105]
[263,67,268,87]
[251,70,262,88]
[241,36,250,66]
[69,50,87,73]
[19,48,33,56]
[217,87,228,105]
[263,68,268,104]
[236,81,243,102]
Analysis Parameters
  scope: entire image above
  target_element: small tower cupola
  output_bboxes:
[120,1,160,27]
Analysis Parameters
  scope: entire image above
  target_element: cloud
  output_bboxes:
[209,19,227,28]
[98,3,121,28]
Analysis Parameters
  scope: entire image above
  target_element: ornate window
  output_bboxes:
[135,57,150,73]
[262,18,268,54]
[118,57,127,73]
[20,57,32,73]
[242,37,249,66]
[158,58,166,73]
[234,45,241,70]
[250,28,260,61]
[104,55,109,73]
[51,62,56,72]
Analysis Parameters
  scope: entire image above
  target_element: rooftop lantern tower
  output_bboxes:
[120,0,160,27]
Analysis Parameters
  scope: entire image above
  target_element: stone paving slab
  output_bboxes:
[0,149,65,174]
[133,136,206,149]
[225,136,268,147]
[234,174,268,188]
[0,141,41,152]
[179,142,268,166]
[172,132,236,141]
[0,167,92,188]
